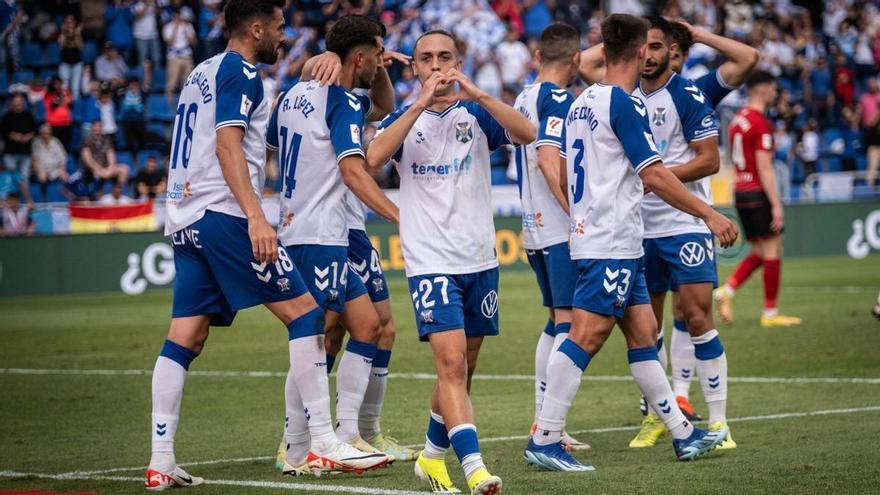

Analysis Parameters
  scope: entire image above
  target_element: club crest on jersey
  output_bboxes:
[653,107,666,126]
[481,290,498,318]
[372,277,385,293]
[455,122,473,143]
[679,241,707,267]
[281,212,295,228]
[277,277,291,292]
[420,309,434,323]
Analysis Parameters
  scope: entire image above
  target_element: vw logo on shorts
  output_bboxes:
[481,290,499,318]
[679,242,706,267]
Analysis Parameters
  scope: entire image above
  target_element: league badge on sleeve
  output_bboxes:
[546,117,563,138]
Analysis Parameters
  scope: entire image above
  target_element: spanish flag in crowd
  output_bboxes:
[69,202,156,233]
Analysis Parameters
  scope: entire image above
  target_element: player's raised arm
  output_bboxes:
[366,50,409,121]
[445,69,536,144]
[302,51,343,86]
[365,71,448,169]
[682,21,759,88]
[578,43,605,85]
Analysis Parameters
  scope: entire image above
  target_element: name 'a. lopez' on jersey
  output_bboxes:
[266,81,372,247]
[164,50,268,235]
[632,72,719,238]
[513,81,572,250]
[562,84,661,260]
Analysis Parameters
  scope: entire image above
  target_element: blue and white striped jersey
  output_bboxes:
[267,82,371,247]
[164,50,268,235]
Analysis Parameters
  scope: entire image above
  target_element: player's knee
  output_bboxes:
[435,351,468,384]
[683,307,711,333]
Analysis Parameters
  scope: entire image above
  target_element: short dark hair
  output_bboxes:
[413,29,458,56]
[746,69,775,89]
[224,0,284,37]
[646,15,673,43]
[325,15,385,62]
[669,22,693,55]
[601,14,648,64]
[539,23,580,65]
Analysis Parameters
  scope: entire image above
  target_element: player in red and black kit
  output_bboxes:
[714,70,802,328]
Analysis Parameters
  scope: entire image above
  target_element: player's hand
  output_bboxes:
[443,69,488,103]
[706,211,738,248]
[248,216,278,264]
[770,204,784,232]
[675,19,701,39]
[383,50,411,68]
[414,72,449,109]
[312,52,342,86]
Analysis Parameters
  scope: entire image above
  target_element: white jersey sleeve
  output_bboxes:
[271,82,369,246]
[164,51,268,235]
[566,84,660,260]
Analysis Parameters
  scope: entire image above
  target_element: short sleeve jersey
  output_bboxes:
[632,73,719,238]
[729,107,773,193]
[512,81,572,250]
[164,51,268,235]
[267,82,371,246]
[377,101,511,277]
[563,84,661,260]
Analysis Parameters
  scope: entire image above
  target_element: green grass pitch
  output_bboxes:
[1,255,879,494]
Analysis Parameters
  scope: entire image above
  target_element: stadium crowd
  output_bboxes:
[0,0,879,236]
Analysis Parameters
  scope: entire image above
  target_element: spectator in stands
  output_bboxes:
[496,24,531,88]
[861,78,880,188]
[0,192,34,236]
[491,0,523,39]
[159,0,193,25]
[134,154,165,199]
[162,6,196,101]
[98,182,133,205]
[120,76,148,156]
[44,77,74,149]
[133,0,161,90]
[98,89,118,142]
[797,118,820,180]
[1,94,37,179]
[104,0,135,63]
[94,42,128,92]
[394,65,418,104]
[774,120,794,202]
[31,124,69,200]
[80,121,129,186]
[58,15,84,99]
[79,81,103,130]
[63,169,100,202]
[833,51,856,107]
[0,0,23,77]
[198,0,224,60]
[520,0,552,41]
[0,151,32,205]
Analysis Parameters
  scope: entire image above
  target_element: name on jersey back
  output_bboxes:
[184,71,214,104]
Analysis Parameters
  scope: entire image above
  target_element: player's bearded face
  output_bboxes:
[256,10,285,65]
[355,42,384,89]
[641,29,670,80]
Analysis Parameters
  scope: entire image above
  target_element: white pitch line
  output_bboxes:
[42,405,880,478]
[0,471,425,495]
[3,367,880,384]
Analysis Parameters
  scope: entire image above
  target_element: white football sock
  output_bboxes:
[533,331,555,422]
[288,335,336,449]
[692,330,728,424]
[461,453,485,480]
[150,339,196,472]
[358,349,390,440]
[535,340,590,446]
[656,326,668,372]
[670,320,695,399]
[284,366,311,463]
[334,339,377,443]
[628,348,693,440]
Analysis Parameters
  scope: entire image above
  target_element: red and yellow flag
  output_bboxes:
[69,202,156,233]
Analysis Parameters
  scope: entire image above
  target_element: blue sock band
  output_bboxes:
[542,319,555,337]
[159,339,198,370]
[694,336,724,360]
[345,338,378,359]
[373,349,392,368]
[448,425,480,462]
[554,322,572,335]
[558,339,591,371]
[627,346,660,364]
[426,414,450,449]
[673,320,688,332]
[326,354,336,374]
[655,335,665,352]
[287,307,324,341]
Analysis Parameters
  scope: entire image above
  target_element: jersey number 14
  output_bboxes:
[279,126,303,199]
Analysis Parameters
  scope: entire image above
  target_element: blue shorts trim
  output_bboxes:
[347,229,389,303]
[643,233,718,294]
[286,244,367,313]
[526,242,577,309]
[407,268,499,342]
[572,258,650,319]
[170,211,309,327]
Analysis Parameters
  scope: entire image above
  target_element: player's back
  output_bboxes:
[565,84,661,260]
[729,106,771,193]
[269,81,370,247]
[165,50,268,235]
[633,73,718,238]
[513,82,571,250]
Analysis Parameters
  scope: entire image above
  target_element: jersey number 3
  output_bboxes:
[279,126,303,199]
[571,138,586,204]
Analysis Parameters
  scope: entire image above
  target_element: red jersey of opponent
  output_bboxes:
[729,107,773,193]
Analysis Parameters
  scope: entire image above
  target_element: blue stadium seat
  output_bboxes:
[22,42,43,69]
[39,68,59,82]
[117,151,134,169]
[127,66,145,83]
[147,95,174,122]
[82,41,99,64]
[66,156,78,174]
[33,101,46,123]
[46,43,60,66]
[152,68,167,93]
[46,182,66,203]
[69,126,82,153]
[0,71,8,95]
[13,70,35,84]
[490,167,512,185]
